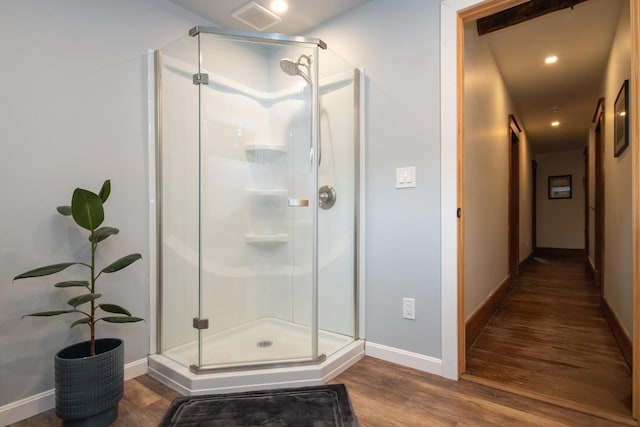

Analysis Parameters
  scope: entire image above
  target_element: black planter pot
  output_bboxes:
[55,338,124,427]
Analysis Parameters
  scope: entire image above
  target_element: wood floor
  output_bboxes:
[11,355,633,426]
[465,252,633,424]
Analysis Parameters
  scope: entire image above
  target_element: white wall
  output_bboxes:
[535,150,585,249]
[0,0,212,410]
[462,21,532,318]
[602,0,633,334]
[311,0,443,358]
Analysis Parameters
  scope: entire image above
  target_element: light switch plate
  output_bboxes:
[396,166,416,188]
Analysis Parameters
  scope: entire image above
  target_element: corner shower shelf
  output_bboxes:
[244,144,287,153]
[244,144,287,162]
[245,233,289,247]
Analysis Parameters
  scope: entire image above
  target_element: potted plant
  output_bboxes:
[13,179,143,427]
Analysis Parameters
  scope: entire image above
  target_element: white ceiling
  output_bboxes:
[482,0,624,153]
[169,0,372,35]
[169,0,624,154]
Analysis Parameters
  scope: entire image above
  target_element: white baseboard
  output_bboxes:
[365,341,442,376]
[0,389,55,427]
[124,357,149,381]
[0,358,148,426]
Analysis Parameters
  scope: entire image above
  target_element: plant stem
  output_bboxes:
[90,231,96,356]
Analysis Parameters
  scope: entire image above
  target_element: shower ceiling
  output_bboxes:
[169,0,372,35]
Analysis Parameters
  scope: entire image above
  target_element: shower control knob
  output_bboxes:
[318,185,336,210]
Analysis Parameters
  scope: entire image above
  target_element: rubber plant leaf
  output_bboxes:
[22,310,80,317]
[98,304,131,315]
[101,316,144,323]
[57,205,72,216]
[101,253,142,273]
[71,188,104,231]
[54,280,90,288]
[98,179,111,203]
[91,226,119,244]
[67,293,102,308]
[14,262,80,280]
[70,318,91,329]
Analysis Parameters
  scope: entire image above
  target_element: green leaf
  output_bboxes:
[71,188,104,231]
[57,205,72,216]
[92,226,119,244]
[54,280,90,288]
[70,318,91,329]
[101,253,142,273]
[99,180,111,203]
[98,304,131,315]
[14,262,79,280]
[22,310,79,317]
[67,293,101,308]
[101,316,144,323]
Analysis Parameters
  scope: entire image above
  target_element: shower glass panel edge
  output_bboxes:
[155,32,200,369]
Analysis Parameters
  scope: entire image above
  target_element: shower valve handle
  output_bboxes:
[288,198,309,207]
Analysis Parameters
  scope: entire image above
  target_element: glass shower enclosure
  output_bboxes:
[155,27,360,373]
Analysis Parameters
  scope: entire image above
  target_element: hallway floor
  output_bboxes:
[465,252,633,423]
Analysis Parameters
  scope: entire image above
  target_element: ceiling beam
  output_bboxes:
[477,0,589,35]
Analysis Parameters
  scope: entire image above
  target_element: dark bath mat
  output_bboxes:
[159,383,359,426]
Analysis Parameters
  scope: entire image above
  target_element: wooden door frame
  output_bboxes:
[442,0,640,418]
[631,0,640,419]
[532,160,538,252]
[584,147,589,258]
[593,99,606,293]
[508,115,521,279]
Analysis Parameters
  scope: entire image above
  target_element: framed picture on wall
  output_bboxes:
[614,79,629,157]
[548,175,572,199]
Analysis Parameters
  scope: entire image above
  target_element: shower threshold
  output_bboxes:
[148,318,364,395]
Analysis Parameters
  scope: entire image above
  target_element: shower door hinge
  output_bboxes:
[192,317,209,330]
[193,73,209,85]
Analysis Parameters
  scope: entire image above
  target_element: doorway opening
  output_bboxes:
[441,0,639,420]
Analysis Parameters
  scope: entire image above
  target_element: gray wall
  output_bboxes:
[0,0,212,408]
[312,0,443,357]
[0,0,445,413]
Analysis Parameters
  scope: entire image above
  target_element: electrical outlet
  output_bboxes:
[403,298,415,320]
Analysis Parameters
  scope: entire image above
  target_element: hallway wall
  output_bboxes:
[535,150,586,249]
[462,21,532,319]
[601,0,633,335]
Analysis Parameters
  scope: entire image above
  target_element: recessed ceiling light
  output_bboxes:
[545,55,558,65]
[551,121,560,127]
[271,0,288,13]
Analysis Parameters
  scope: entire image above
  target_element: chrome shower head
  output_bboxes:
[279,55,312,85]
[280,58,299,76]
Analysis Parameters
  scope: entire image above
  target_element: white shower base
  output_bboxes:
[162,317,354,368]
[148,317,364,395]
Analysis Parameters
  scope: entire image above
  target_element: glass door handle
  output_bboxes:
[288,198,309,207]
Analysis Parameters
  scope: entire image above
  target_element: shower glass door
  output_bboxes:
[195,31,320,369]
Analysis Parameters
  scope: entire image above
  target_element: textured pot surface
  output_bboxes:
[55,338,124,426]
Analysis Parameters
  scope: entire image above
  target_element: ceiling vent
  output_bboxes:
[232,2,282,32]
